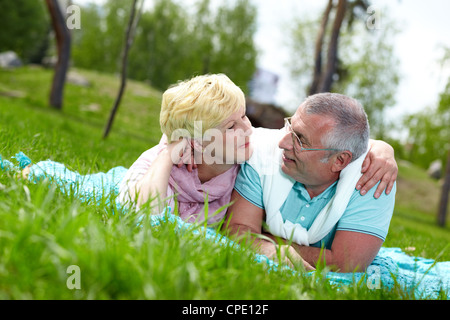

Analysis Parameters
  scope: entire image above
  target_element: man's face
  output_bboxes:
[278,105,336,188]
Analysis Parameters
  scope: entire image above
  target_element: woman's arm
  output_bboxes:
[131,138,190,209]
[357,139,398,199]
[133,148,173,209]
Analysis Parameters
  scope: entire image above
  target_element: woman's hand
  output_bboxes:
[167,138,198,172]
[356,140,398,199]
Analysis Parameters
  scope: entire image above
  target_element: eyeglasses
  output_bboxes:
[284,117,342,153]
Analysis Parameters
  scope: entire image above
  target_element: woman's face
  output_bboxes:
[201,106,253,165]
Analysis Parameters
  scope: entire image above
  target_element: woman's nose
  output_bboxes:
[242,119,253,136]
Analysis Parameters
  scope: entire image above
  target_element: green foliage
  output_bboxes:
[287,16,318,92]
[129,0,196,90]
[208,0,258,90]
[72,0,257,92]
[0,0,49,63]
[71,3,119,73]
[287,5,400,139]
[402,76,450,170]
[333,20,400,139]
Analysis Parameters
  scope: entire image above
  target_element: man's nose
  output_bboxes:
[278,132,293,150]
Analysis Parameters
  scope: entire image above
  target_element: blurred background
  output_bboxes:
[0,0,449,221]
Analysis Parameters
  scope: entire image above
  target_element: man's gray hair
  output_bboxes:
[303,92,370,162]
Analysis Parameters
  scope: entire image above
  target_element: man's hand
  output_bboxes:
[258,241,315,271]
[226,190,314,271]
[357,140,398,199]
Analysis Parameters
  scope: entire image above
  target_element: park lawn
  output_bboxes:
[0,66,449,299]
[384,163,450,261]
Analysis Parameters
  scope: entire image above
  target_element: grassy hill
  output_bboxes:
[385,160,450,260]
[0,66,161,172]
[0,66,449,299]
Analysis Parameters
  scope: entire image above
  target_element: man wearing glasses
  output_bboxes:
[225,92,396,272]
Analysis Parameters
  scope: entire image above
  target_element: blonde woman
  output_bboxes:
[119,74,252,223]
[118,74,398,225]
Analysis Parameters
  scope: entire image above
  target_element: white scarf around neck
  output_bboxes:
[248,127,369,246]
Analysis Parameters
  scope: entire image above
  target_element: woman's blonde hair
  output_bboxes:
[159,74,245,142]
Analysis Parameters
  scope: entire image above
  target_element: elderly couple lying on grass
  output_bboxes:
[113,73,397,273]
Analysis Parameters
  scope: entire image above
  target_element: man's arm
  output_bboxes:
[225,190,316,270]
[225,190,315,269]
[225,190,266,246]
[131,138,189,209]
[270,230,383,272]
[226,190,382,272]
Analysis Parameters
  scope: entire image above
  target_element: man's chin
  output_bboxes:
[280,163,290,175]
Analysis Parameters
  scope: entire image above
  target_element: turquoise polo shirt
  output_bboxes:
[234,162,396,249]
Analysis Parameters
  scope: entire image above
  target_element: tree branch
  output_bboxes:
[318,0,347,93]
[308,0,333,95]
[103,0,143,139]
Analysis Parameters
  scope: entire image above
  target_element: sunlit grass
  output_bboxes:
[1,173,412,300]
[0,66,448,299]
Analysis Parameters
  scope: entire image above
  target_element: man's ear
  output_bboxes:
[331,151,353,172]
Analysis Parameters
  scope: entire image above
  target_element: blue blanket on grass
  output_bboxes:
[2,152,450,299]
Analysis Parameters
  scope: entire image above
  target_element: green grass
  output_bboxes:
[384,160,450,261]
[0,175,410,300]
[1,66,449,299]
[0,66,160,173]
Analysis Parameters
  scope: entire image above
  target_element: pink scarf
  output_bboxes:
[168,164,240,224]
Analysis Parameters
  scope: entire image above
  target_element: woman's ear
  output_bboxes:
[191,139,203,152]
[191,139,204,164]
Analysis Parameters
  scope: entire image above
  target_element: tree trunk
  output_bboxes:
[438,149,450,227]
[318,0,347,93]
[308,0,333,95]
[45,0,71,110]
[103,0,141,139]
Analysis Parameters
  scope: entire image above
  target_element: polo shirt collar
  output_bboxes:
[293,180,338,202]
